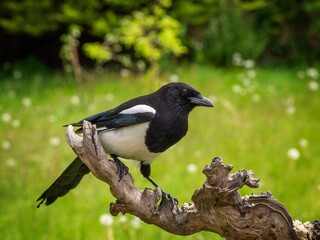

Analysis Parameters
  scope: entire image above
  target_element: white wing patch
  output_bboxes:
[97,104,158,163]
[120,104,156,115]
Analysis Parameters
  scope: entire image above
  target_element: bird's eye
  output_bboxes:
[181,88,189,97]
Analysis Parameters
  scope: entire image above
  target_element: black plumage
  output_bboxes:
[37,82,213,207]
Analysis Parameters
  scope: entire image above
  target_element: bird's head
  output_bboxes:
[159,82,214,112]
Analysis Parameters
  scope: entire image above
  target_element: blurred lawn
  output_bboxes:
[0,65,319,240]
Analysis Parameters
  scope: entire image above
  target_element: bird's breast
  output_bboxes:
[145,114,188,153]
[98,122,160,163]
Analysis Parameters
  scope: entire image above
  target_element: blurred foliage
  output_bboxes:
[0,0,319,67]
[83,0,187,74]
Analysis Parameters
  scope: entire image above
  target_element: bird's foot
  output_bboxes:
[159,189,178,208]
[112,155,129,181]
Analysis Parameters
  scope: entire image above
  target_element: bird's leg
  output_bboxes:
[140,163,159,188]
[111,155,129,181]
[140,163,178,206]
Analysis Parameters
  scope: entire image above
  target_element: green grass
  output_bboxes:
[0,65,319,240]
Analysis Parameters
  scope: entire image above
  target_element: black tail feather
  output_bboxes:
[36,157,90,208]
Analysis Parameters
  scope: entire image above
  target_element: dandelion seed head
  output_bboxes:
[105,93,114,102]
[285,106,296,115]
[6,158,16,168]
[232,84,243,93]
[169,74,180,83]
[299,138,308,148]
[119,215,128,223]
[49,136,61,146]
[242,59,255,69]
[12,119,21,128]
[131,217,141,229]
[251,94,261,102]
[2,140,11,150]
[287,148,300,160]
[70,95,80,105]
[186,163,198,174]
[306,68,318,79]
[99,214,114,227]
[247,69,257,79]
[308,80,319,91]
[22,97,32,107]
[2,112,12,122]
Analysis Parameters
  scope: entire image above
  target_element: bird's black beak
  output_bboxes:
[189,95,214,107]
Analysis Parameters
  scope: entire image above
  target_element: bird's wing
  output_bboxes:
[65,104,156,133]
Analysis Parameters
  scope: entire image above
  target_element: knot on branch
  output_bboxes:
[192,156,260,208]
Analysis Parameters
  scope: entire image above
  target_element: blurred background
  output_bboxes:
[0,0,319,239]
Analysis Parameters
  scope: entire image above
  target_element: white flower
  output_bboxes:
[232,84,243,93]
[308,80,319,91]
[22,97,32,107]
[287,148,300,160]
[285,106,296,115]
[2,140,11,150]
[12,119,21,128]
[241,77,251,86]
[6,158,16,168]
[186,163,198,174]
[131,217,141,229]
[251,94,260,102]
[299,138,308,148]
[105,93,114,102]
[169,74,180,83]
[247,69,257,79]
[49,136,61,146]
[242,59,255,69]
[99,214,114,227]
[70,95,80,105]
[118,215,128,223]
[306,68,318,79]
[1,112,12,122]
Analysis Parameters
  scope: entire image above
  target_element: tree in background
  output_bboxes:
[0,0,319,69]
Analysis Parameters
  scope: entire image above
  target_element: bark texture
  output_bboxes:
[66,121,319,240]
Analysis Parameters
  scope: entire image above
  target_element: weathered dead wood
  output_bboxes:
[66,121,319,240]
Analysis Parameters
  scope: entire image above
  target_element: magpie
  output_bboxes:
[37,82,213,207]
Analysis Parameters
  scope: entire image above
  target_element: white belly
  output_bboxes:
[98,122,160,163]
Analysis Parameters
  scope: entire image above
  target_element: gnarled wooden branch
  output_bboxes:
[66,121,319,240]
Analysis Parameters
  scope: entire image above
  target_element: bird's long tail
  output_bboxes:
[36,157,90,208]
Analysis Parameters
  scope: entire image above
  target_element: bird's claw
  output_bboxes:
[159,190,178,208]
[113,157,129,181]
